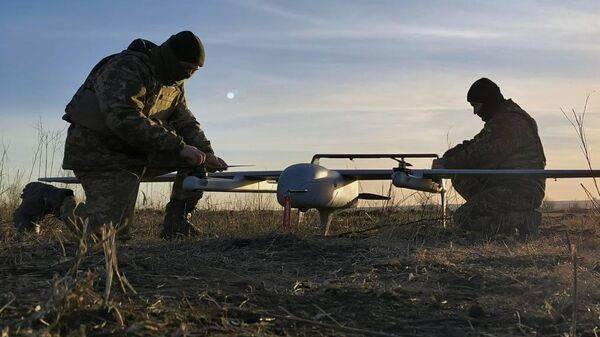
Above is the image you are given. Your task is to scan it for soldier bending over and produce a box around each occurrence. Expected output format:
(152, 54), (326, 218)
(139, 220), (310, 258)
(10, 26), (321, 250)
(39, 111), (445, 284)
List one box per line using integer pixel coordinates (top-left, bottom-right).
(13, 31), (226, 239)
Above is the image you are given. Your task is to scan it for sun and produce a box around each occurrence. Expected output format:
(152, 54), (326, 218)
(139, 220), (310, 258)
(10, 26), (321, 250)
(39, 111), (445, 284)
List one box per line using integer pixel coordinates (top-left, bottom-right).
(226, 92), (235, 99)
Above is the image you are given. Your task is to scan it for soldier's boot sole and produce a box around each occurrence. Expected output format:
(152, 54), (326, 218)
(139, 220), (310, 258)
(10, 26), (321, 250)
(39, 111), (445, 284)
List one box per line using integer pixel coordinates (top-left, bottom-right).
(13, 182), (74, 232)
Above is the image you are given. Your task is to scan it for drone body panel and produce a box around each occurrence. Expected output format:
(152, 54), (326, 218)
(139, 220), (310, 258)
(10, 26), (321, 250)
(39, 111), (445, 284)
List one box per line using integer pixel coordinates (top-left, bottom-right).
(276, 163), (359, 209)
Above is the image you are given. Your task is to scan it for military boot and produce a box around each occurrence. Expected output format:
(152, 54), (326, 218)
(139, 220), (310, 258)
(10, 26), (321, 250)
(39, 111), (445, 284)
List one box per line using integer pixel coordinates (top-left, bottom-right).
(13, 182), (74, 232)
(160, 198), (200, 239)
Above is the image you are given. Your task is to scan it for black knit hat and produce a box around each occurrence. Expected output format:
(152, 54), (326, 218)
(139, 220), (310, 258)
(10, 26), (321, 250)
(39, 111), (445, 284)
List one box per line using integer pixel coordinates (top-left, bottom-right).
(467, 78), (504, 104)
(166, 31), (205, 66)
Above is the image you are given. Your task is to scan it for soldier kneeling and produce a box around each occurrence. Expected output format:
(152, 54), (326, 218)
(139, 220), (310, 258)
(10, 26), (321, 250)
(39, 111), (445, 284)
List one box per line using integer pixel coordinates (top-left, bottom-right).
(433, 78), (546, 235)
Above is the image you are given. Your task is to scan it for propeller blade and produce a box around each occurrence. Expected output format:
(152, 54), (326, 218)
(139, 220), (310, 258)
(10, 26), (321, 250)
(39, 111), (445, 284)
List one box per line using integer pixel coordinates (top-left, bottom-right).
(223, 164), (255, 168)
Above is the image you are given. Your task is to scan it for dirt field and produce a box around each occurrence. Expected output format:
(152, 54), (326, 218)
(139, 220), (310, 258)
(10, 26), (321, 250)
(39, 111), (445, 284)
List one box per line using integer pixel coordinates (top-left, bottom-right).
(1, 208), (599, 337)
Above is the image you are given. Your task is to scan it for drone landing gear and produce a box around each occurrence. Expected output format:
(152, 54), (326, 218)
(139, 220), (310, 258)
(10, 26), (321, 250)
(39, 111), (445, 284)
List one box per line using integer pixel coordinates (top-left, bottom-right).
(439, 179), (447, 228)
(440, 189), (447, 228)
(317, 208), (334, 236)
(297, 210), (304, 227)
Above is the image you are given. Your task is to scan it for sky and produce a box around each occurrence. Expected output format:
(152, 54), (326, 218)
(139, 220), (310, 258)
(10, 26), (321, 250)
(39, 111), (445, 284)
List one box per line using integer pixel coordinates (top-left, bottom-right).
(1, 0), (600, 202)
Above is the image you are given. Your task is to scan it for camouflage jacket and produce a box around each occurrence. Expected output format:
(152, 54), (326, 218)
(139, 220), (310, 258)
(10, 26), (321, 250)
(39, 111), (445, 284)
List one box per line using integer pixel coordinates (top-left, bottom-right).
(62, 39), (213, 170)
(443, 99), (546, 193)
(443, 99), (545, 169)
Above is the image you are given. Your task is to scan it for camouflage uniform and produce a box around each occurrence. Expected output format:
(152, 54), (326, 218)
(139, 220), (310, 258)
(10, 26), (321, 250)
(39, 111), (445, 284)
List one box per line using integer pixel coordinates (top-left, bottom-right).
(442, 99), (546, 234)
(60, 38), (212, 232)
(59, 169), (200, 232)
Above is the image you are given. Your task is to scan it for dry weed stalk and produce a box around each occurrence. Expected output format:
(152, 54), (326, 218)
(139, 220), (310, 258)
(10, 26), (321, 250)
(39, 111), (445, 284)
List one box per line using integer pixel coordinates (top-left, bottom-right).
(561, 94), (600, 336)
(561, 93), (600, 206)
(200, 291), (405, 337)
(28, 221), (136, 330)
(570, 243), (578, 337)
(66, 221), (91, 275)
(565, 233), (579, 337)
(30, 270), (100, 331)
(100, 223), (136, 308)
(0, 144), (7, 198)
(29, 120), (66, 181)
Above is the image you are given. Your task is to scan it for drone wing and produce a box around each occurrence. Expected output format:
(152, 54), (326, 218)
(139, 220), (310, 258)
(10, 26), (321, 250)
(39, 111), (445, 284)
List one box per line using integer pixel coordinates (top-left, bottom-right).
(39, 174), (181, 184)
(182, 170), (282, 193)
(39, 170), (283, 184)
(411, 169), (600, 179)
(209, 171), (282, 181)
(39, 170), (283, 193)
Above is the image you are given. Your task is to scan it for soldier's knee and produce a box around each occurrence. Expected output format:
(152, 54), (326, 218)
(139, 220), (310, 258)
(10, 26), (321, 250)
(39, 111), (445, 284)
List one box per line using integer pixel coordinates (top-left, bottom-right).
(451, 178), (484, 200)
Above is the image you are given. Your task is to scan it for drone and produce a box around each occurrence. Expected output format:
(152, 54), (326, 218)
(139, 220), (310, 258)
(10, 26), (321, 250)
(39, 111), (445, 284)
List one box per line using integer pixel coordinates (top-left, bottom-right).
(41, 153), (600, 235)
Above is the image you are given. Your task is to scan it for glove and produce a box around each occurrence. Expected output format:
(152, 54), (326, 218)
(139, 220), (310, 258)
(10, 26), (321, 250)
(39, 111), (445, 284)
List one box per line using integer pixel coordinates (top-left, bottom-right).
(204, 153), (228, 172)
(179, 145), (206, 166)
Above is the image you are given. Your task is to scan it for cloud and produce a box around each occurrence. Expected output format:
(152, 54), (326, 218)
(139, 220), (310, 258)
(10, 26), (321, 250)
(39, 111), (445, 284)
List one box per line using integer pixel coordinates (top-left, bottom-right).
(224, 0), (323, 24)
(206, 1), (600, 55)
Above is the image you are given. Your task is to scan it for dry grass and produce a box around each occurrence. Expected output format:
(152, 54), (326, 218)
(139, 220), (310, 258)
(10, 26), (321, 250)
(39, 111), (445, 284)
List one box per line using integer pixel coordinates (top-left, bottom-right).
(1, 206), (599, 337)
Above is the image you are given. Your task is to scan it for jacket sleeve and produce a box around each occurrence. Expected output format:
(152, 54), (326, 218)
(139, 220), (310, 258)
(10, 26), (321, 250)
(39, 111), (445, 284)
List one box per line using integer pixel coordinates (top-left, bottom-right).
(168, 88), (214, 154)
(442, 114), (527, 168)
(94, 57), (186, 154)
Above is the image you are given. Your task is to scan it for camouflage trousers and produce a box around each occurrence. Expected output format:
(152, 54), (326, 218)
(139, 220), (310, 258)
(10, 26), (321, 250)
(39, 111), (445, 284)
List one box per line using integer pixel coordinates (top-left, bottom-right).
(452, 177), (544, 235)
(59, 165), (203, 233)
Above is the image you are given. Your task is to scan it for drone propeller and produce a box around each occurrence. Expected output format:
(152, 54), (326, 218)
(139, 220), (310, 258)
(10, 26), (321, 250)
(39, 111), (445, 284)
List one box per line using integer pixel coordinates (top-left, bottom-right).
(390, 157), (412, 168)
(223, 164), (255, 168)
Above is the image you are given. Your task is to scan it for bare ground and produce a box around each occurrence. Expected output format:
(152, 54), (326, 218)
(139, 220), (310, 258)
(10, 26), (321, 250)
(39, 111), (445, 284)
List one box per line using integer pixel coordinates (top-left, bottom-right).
(0, 208), (599, 336)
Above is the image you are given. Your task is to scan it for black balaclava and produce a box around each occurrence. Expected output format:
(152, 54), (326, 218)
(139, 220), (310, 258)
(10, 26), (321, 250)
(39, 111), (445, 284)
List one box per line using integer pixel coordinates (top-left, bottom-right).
(151, 31), (205, 85)
(467, 78), (505, 121)
(169, 31), (204, 65)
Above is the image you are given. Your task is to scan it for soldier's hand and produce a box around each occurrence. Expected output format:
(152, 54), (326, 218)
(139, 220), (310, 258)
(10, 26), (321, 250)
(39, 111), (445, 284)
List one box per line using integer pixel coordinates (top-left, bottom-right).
(204, 154), (228, 172)
(179, 145), (207, 166)
(432, 158), (445, 169)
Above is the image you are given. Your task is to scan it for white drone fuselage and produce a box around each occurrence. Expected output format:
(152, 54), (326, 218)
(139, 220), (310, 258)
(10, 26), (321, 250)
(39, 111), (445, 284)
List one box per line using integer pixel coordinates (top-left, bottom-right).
(182, 162), (444, 234)
(183, 163), (367, 234)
